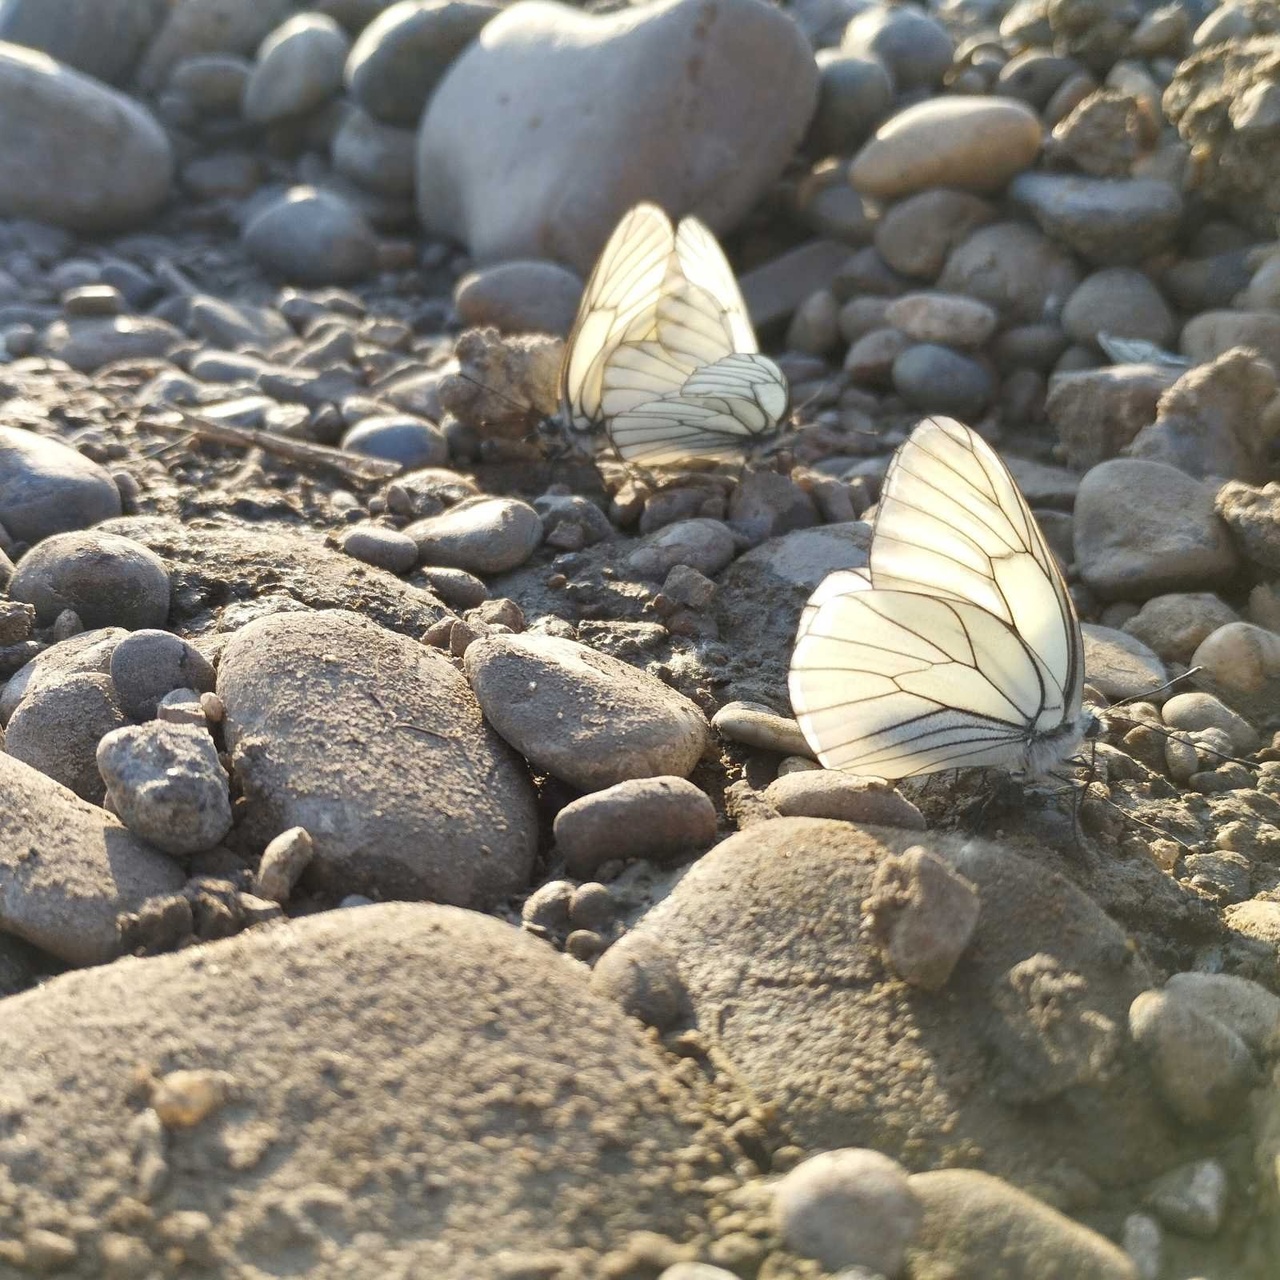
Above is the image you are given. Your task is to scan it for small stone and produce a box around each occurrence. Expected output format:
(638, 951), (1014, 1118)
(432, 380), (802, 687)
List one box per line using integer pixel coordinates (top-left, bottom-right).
(764, 772), (926, 829)
(522, 879), (575, 934)
(409, 496), (542, 574)
(157, 689), (207, 728)
(338, 523), (419, 574)
(1163, 971), (1280, 1052)
(96, 722), (233, 857)
(590, 931), (690, 1031)
(554, 776), (717, 876)
(566, 928), (605, 961)
(1122, 1213), (1162, 1280)
(712, 701), (811, 756)
(454, 260), (583, 337)
(1161, 692), (1260, 755)
(21, 1230), (78, 1272)
(110, 629), (216, 721)
(62, 283), (124, 317)
(254, 826), (314, 904)
(874, 188), (995, 281)
(884, 292), (998, 347)
(1081, 625), (1166, 703)
(774, 1148), (922, 1274)
(1192, 623), (1280, 723)
(892, 343), (993, 418)
(242, 14), (349, 124)
(150, 1068), (232, 1129)
(1181, 310), (1280, 371)
(939, 220), (1081, 324)
(806, 51), (893, 155)
(568, 882), (615, 932)
(1122, 595), (1239, 666)
(862, 846), (980, 990)
(1129, 989), (1259, 1127)
(1144, 1160), (1228, 1239)
(1062, 268), (1174, 348)
(342, 414), (448, 469)
(417, 565), (488, 610)
(42, 314), (183, 372)
(244, 187), (378, 286)
(844, 327), (910, 384)
(627, 518), (736, 580)
(186, 295), (292, 350)
(332, 108), (417, 197)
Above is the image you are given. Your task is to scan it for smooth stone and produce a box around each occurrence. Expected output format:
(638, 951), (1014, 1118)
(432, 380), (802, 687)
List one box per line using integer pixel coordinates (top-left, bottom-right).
(0, 626), (125, 725)
(137, 0), (299, 91)
(1191, 622), (1280, 722)
(763, 772), (927, 829)
(1062, 268), (1175, 348)
(346, 0), (501, 127)
(454, 260), (583, 336)
(740, 238), (853, 329)
(242, 13), (349, 124)
(1073, 459), (1238, 600)
(341, 413), (448, 467)
(1080, 624), (1166, 702)
(109, 628), (216, 721)
(186, 294), (292, 350)
(1161, 691), (1260, 754)
(626, 517), (736, 580)
(1181, 309), (1280, 371)
(1123, 595), (1240, 667)
(884, 291), (997, 347)
(1163, 971), (1280, 1052)
(218, 609), (537, 904)
(997, 49), (1081, 109)
(774, 1148), (922, 1274)
(9, 530), (170, 629)
(464, 632), (710, 790)
(0, 425), (121, 544)
(0, 0), (168, 86)
(243, 186), (378, 285)
(892, 343), (993, 418)
(850, 97), (1042, 200)
(553, 776), (717, 875)
(806, 51), (893, 154)
(0, 41), (173, 231)
(408, 496), (542, 573)
(1009, 173), (1183, 265)
(712, 700), (810, 756)
(0, 751), (184, 965)
(840, 4), (953, 91)
(1144, 1160), (1228, 1239)
(96, 721), (233, 856)
(166, 52), (253, 113)
(938, 221), (1080, 324)
(253, 825), (314, 903)
(337, 523), (419, 573)
(417, 0), (818, 273)
(844, 326), (909, 384)
(331, 107), (417, 196)
(41, 314), (184, 372)
(873, 188), (995, 281)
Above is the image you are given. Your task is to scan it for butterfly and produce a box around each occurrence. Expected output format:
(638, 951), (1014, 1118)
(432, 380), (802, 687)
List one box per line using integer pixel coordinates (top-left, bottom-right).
(788, 417), (1095, 781)
(552, 202), (790, 471)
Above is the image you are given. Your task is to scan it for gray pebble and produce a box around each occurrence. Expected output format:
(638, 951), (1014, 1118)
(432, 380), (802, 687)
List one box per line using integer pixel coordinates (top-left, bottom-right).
(554, 776), (717, 876)
(157, 689), (208, 728)
(0, 426), (121, 545)
(842, 5), (953, 91)
(341, 414), (448, 468)
(41, 315), (184, 373)
(764, 772), (926, 830)
(521, 879), (575, 933)
(1162, 971), (1280, 1051)
(892, 343), (994, 418)
(338, 523), (419, 574)
(417, 564), (488, 610)
(1161, 691), (1260, 755)
(409, 496), (542, 574)
(566, 928), (605, 961)
(242, 13), (349, 124)
(464, 633), (709, 790)
(5, 671), (127, 802)
(332, 108), (417, 197)
(10, 530), (170, 629)
(454, 260), (583, 337)
(534, 492), (614, 549)
(110, 629), (216, 721)
(0, 626), (125, 725)
(807, 51), (893, 155)
(1143, 1159), (1228, 1239)
(186, 294), (292, 350)
(243, 186), (378, 286)
(627, 518), (736, 580)
(1122, 1212), (1162, 1280)
(62, 284), (124, 317)
(774, 1148), (923, 1273)
(254, 826), (315, 904)
(712, 700), (811, 756)
(96, 721), (232, 856)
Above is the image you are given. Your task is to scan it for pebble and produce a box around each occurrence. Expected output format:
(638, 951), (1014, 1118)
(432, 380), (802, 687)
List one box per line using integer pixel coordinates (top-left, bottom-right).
(157, 688), (209, 727)
(1161, 692), (1260, 755)
(1122, 594), (1238, 666)
(844, 327), (909, 384)
(1073, 459), (1238, 600)
(862, 846), (980, 990)
(341, 414), (448, 468)
(938, 220), (1081, 323)
(9, 530), (171, 630)
(522, 879), (575, 934)
(807, 52), (894, 155)
(884, 292), (998, 347)
(96, 721), (233, 856)
(893, 343), (994, 417)
(331, 108), (418, 197)
(627, 518), (737, 580)
(417, 0), (817, 271)
(568, 882), (615, 932)
(1191, 622), (1280, 722)
(242, 13), (350, 124)
(1046, 363), (1180, 470)
(1081, 625), (1167, 703)
(186, 294), (291, 350)
(534, 493), (614, 549)
(1163, 971), (1280, 1051)
(464, 632), (709, 791)
(417, 564), (489, 610)
(874, 188), (995, 281)
(1128, 989), (1259, 1127)
(243, 186), (378, 285)
(42, 314), (184, 372)
(1122, 1212), (1162, 1280)
(773, 1148), (923, 1273)
(167, 52), (253, 114)
(338, 523), (419, 574)
(409, 496), (542, 574)
(1144, 1160), (1229, 1239)
(0, 43), (172, 232)
(217, 609), (537, 905)
(712, 700), (812, 757)
(841, 4), (953, 91)
(109, 628), (217, 721)
(0, 0), (164, 87)
(346, 0), (501, 126)
(740, 239), (852, 329)
(0, 751), (183, 966)
(0, 425), (121, 544)
(658, 1266), (740, 1280)
(454, 260), (583, 337)
(1061, 267), (1175, 348)
(553, 776), (717, 876)
(253, 825), (315, 904)
(850, 97), (1042, 200)
(1180, 309), (1280, 371)
(1009, 173), (1183, 264)
(4, 671), (127, 802)
(1, 626), (125, 724)
(764, 772), (927, 830)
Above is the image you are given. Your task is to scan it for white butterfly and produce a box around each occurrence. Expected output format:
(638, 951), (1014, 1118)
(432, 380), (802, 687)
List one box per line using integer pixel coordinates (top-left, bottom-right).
(788, 418), (1093, 780)
(555, 202), (789, 470)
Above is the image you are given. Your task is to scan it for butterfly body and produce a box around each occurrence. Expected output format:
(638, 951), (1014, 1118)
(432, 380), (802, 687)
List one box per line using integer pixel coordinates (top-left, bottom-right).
(555, 203), (787, 472)
(789, 418), (1091, 782)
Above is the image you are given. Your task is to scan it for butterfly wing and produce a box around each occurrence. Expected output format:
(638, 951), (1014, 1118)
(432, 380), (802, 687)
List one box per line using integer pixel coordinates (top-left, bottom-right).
(673, 215), (759, 356)
(789, 588), (1050, 777)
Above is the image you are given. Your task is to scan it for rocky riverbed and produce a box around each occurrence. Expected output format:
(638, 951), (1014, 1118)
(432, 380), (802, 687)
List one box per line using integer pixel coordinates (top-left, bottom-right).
(0, 0), (1279, 1277)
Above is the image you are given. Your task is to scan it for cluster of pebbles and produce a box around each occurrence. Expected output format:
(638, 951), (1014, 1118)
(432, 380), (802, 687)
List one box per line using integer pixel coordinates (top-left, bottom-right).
(1, 0), (1280, 1277)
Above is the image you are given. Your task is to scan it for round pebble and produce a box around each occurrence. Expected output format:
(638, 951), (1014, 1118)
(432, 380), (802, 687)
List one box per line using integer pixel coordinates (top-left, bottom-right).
(553, 776), (718, 876)
(884, 291), (998, 347)
(9, 530), (170, 630)
(0, 426), (120, 547)
(110, 629), (216, 721)
(1061, 267), (1175, 348)
(764, 772), (926, 829)
(408, 496), (543, 574)
(338, 524), (419, 574)
(1161, 692), (1260, 755)
(841, 5), (953, 92)
(807, 51), (893, 155)
(892, 343), (994, 418)
(243, 186), (378, 286)
(242, 14), (350, 125)
(464, 633), (710, 791)
(626, 518), (737, 580)
(341, 414), (448, 468)
(521, 879), (575, 933)
(712, 700), (811, 756)
(454, 260), (583, 337)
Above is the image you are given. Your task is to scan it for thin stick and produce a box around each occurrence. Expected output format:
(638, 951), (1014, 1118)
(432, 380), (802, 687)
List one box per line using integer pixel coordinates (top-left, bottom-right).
(137, 407), (403, 483)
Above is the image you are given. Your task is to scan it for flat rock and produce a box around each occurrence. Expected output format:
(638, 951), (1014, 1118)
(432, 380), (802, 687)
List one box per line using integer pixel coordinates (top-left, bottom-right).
(0, 751), (184, 966)
(417, 0), (817, 273)
(464, 632), (709, 790)
(0, 425), (121, 545)
(0, 40), (172, 231)
(218, 608), (538, 904)
(0, 903), (725, 1275)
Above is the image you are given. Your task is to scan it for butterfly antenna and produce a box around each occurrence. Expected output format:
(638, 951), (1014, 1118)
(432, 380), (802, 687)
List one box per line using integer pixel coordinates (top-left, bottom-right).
(1110, 666), (1204, 707)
